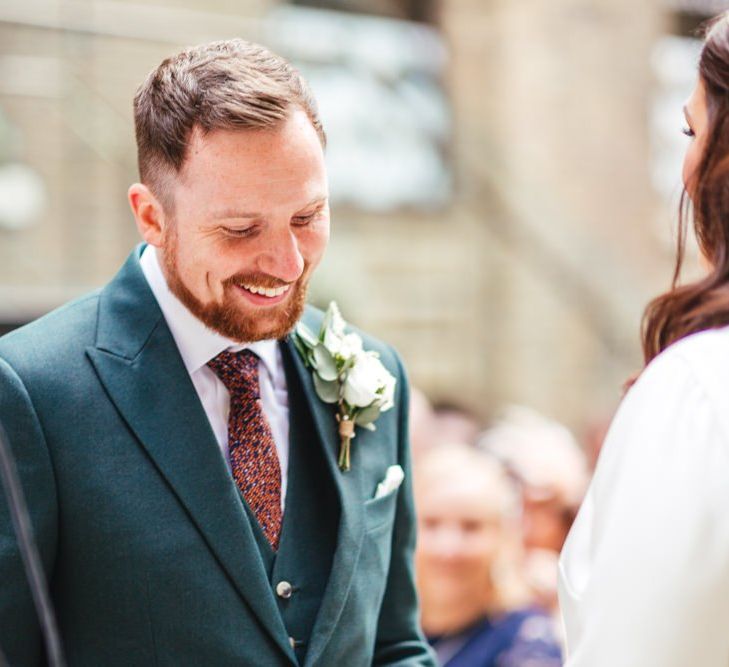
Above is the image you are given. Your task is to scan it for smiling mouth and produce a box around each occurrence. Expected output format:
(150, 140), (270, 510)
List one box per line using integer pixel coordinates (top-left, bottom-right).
(238, 282), (292, 298)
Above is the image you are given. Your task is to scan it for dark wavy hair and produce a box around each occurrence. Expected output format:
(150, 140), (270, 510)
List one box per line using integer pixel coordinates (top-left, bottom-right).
(642, 12), (729, 365)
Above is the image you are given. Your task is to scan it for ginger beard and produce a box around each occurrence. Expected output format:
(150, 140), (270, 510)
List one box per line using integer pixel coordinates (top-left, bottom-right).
(160, 223), (309, 343)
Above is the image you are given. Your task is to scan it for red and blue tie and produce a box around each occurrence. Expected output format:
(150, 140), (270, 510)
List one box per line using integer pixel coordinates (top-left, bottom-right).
(207, 349), (283, 550)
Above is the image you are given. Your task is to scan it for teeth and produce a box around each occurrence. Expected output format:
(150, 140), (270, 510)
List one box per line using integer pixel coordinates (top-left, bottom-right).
(241, 283), (291, 298)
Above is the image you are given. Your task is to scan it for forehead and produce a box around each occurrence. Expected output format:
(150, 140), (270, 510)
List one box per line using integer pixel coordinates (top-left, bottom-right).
(417, 474), (505, 521)
(176, 109), (327, 209)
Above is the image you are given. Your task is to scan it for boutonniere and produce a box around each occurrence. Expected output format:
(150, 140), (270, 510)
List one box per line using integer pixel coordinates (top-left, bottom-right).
(293, 302), (396, 472)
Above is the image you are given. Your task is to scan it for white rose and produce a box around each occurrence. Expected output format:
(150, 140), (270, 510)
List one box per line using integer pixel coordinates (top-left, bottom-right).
(329, 302), (347, 336)
(343, 352), (392, 408)
(323, 328), (363, 361)
(339, 333), (363, 359)
(376, 372), (396, 412)
(323, 326), (344, 355)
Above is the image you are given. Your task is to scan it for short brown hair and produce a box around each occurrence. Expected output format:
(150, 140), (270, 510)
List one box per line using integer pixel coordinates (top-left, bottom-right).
(133, 39), (325, 207)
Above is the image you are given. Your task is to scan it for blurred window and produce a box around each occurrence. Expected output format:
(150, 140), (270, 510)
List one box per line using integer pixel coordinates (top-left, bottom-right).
(288, 0), (436, 24)
(269, 4), (452, 213)
(668, 0), (729, 34)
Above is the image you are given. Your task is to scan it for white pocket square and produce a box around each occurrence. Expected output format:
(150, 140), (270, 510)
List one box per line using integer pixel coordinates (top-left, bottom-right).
(374, 465), (405, 499)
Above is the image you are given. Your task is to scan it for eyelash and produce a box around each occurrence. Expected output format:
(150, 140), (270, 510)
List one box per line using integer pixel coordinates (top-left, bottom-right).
(220, 210), (322, 236)
(682, 127), (695, 138)
(292, 211), (320, 226)
(221, 226), (256, 238)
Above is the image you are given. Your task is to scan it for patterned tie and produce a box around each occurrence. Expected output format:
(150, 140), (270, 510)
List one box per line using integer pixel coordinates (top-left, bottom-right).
(207, 349), (283, 550)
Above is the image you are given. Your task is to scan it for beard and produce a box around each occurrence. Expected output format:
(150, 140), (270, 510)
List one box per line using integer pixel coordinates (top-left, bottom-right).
(160, 227), (308, 343)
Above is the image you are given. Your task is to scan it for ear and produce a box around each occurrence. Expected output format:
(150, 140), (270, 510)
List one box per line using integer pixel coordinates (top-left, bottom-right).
(128, 183), (168, 247)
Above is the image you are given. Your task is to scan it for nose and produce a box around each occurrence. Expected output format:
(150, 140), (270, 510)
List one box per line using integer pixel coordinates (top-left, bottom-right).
(257, 227), (305, 283)
(422, 525), (464, 560)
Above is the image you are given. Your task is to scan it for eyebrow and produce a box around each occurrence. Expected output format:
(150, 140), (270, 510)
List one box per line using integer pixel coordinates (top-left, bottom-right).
(212, 196), (328, 220)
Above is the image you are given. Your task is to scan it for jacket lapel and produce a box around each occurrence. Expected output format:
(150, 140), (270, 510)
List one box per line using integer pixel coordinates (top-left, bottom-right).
(282, 317), (367, 666)
(86, 249), (296, 664)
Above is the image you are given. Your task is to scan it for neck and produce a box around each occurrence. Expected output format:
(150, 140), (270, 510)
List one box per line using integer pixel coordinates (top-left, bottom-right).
(420, 578), (495, 636)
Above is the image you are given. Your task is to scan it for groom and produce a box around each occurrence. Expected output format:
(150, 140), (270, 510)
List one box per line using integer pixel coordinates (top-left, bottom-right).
(0, 39), (433, 666)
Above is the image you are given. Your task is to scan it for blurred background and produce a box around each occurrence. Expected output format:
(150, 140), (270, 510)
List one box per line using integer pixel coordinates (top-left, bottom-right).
(0, 0), (719, 433)
(0, 0), (725, 662)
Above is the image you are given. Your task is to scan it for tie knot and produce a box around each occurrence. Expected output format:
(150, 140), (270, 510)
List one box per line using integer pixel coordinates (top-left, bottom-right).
(207, 349), (260, 398)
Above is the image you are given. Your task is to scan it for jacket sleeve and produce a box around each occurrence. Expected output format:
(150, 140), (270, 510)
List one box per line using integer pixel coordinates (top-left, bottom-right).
(0, 356), (59, 666)
(372, 351), (436, 666)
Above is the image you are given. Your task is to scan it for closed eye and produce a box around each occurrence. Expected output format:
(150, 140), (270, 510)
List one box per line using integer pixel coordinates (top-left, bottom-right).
(292, 211), (322, 227)
(220, 225), (257, 238)
(682, 126), (695, 138)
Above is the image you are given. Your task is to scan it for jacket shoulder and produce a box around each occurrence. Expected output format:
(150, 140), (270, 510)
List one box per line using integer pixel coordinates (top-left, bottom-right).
(0, 291), (100, 372)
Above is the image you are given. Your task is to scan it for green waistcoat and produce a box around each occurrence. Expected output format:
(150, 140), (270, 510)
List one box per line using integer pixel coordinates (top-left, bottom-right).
(242, 342), (339, 664)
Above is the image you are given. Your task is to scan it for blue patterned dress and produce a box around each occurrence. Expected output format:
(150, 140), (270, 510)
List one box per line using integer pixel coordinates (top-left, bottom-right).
(429, 607), (563, 667)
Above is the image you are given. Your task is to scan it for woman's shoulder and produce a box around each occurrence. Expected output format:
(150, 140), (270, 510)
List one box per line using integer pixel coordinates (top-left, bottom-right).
(629, 325), (729, 438)
(593, 324), (729, 486)
(656, 324), (729, 371)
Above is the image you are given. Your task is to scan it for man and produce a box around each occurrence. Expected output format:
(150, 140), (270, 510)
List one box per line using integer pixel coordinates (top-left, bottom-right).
(0, 39), (434, 666)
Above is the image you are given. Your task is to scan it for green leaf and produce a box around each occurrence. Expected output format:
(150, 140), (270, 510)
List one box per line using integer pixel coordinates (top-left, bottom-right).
(292, 334), (312, 367)
(320, 303), (334, 339)
(313, 374), (339, 404)
(354, 402), (381, 426)
(313, 344), (338, 381)
(341, 355), (357, 372)
(296, 324), (319, 349)
(319, 301), (337, 341)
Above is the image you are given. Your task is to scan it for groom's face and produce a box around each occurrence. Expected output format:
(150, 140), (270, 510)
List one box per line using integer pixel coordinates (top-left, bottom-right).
(158, 108), (330, 342)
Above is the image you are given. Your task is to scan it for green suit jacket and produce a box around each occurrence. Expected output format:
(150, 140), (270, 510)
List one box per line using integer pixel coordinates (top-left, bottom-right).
(0, 248), (435, 666)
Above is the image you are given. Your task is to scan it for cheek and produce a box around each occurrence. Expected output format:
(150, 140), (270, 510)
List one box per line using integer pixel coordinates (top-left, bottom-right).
(300, 219), (330, 264)
(174, 233), (230, 293)
(683, 140), (703, 193)
(682, 148), (694, 189)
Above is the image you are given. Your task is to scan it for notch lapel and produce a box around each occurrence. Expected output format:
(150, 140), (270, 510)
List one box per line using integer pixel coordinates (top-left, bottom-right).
(281, 326), (367, 667)
(86, 250), (296, 664)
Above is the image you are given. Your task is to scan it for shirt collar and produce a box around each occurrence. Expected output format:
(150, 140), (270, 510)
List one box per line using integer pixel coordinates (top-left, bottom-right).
(139, 245), (280, 378)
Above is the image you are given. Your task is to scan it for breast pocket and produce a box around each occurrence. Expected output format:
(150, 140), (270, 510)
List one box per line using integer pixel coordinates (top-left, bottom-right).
(363, 490), (398, 533)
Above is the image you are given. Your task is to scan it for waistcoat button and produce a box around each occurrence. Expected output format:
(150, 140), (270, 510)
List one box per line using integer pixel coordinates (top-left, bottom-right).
(276, 580), (294, 599)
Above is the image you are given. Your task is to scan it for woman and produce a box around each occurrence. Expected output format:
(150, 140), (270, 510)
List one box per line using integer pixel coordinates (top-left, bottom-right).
(415, 444), (563, 667)
(559, 12), (729, 666)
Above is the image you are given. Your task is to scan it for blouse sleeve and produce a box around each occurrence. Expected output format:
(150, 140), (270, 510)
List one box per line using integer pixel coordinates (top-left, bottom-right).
(559, 346), (729, 667)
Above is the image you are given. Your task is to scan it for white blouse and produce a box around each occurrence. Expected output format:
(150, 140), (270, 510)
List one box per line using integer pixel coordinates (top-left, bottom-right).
(559, 326), (729, 667)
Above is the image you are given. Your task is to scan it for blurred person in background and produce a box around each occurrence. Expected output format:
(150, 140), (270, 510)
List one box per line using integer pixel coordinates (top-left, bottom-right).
(410, 386), (439, 458)
(580, 416), (611, 472)
(560, 12), (729, 666)
(431, 401), (483, 448)
(479, 407), (588, 618)
(415, 443), (563, 667)
(409, 391), (483, 461)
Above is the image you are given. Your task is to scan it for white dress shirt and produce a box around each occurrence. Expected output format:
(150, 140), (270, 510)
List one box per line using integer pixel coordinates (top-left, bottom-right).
(139, 245), (290, 507)
(559, 325), (729, 667)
